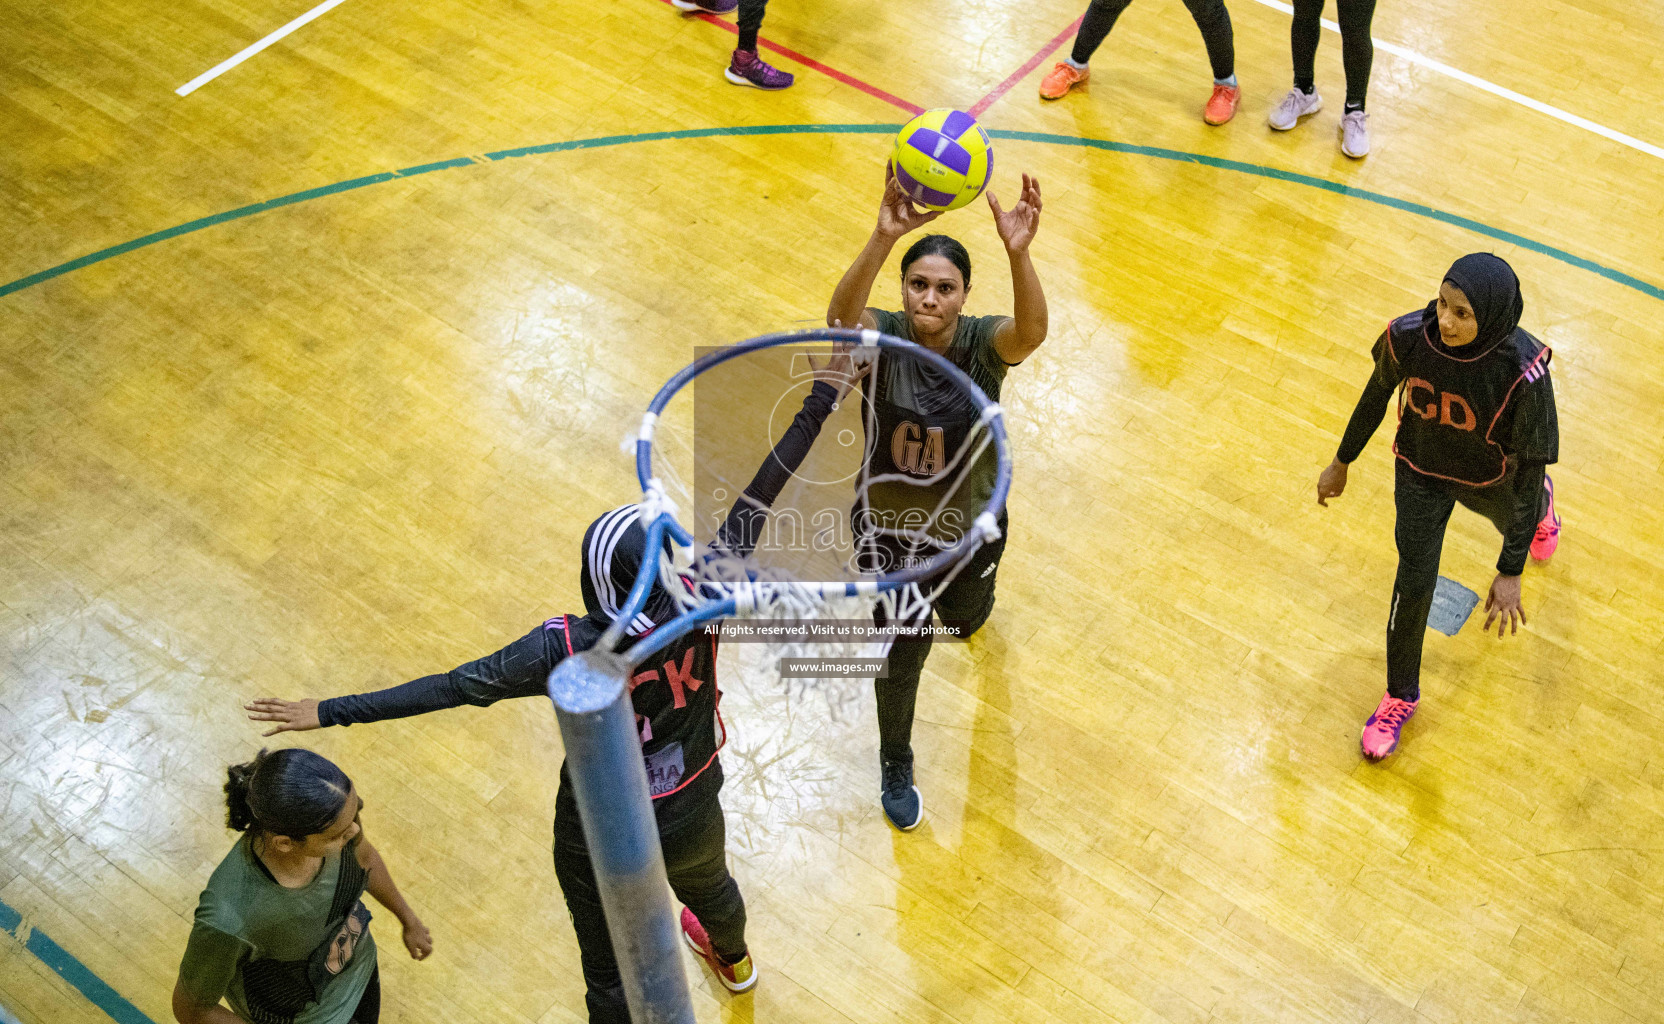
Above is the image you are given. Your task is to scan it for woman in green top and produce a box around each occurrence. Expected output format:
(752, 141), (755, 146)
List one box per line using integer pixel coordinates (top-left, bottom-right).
(826, 168), (1048, 832)
(173, 748), (432, 1024)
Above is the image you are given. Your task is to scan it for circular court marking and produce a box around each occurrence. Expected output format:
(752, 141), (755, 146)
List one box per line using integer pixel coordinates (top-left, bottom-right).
(2, 124), (1659, 303)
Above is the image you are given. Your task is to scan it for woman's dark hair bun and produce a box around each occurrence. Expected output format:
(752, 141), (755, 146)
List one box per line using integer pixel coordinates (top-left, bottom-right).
(223, 748), (352, 841)
(224, 750), (267, 833)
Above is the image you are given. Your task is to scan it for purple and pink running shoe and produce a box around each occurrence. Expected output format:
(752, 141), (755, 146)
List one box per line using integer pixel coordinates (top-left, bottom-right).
(670, 0), (739, 13)
(726, 49), (794, 90)
(1360, 692), (1418, 761)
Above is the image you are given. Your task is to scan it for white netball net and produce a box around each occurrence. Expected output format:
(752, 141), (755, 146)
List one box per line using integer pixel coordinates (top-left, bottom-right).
(634, 335), (1006, 682)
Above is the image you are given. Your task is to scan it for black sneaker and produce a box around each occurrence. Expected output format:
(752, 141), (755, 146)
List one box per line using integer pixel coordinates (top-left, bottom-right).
(880, 758), (923, 831)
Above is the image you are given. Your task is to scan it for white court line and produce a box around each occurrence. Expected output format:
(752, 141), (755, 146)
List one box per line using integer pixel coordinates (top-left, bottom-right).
(1248, 0), (1664, 162)
(176, 0), (351, 96)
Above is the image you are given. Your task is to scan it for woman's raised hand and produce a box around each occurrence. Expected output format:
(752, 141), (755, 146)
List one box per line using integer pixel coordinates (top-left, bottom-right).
(988, 173), (1042, 254)
(876, 167), (942, 240)
(810, 327), (865, 397)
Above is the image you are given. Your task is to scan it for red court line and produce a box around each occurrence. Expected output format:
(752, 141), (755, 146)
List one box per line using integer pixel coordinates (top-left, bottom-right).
(656, 0), (924, 116)
(968, 16), (1084, 118)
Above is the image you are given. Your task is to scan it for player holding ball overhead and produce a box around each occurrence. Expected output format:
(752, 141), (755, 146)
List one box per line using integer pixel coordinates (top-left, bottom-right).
(826, 152), (1048, 832)
(1316, 253), (1562, 761)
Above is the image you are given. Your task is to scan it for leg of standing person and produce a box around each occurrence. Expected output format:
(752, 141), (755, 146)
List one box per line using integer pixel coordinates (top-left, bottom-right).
(1039, 0), (1134, 100)
(1180, 0), (1239, 124)
(872, 528), (1007, 830)
(1270, 0), (1326, 129)
(874, 583), (931, 831)
(553, 827), (633, 1024)
(1363, 462), (1456, 760)
(725, 0), (795, 90)
(665, 803), (754, 992)
(1335, 0), (1378, 157)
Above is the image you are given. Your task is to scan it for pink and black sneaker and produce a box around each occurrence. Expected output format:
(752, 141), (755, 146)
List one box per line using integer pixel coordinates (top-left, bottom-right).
(680, 907), (756, 993)
(1360, 692), (1419, 761)
(670, 0), (738, 12)
(1530, 475), (1561, 562)
(726, 50), (794, 90)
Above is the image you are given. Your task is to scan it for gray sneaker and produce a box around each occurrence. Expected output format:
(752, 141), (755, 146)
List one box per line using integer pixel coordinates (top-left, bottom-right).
(1268, 87), (1322, 131)
(1340, 109), (1370, 158)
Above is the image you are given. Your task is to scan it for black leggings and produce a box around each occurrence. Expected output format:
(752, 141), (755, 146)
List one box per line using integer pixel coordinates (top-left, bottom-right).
(871, 528), (1008, 764)
(553, 798), (746, 1024)
(1071, 0), (1235, 82)
(1386, 462), (1547, 703)
(737, 0), (766, 52)
(1291, 0), (1376, 108)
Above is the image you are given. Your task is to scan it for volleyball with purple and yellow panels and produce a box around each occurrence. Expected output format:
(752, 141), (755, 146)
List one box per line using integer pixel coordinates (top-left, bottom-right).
(889, 108), (993, 212)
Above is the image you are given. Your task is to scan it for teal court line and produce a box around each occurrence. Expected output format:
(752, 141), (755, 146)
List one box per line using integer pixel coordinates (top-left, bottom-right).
(2, 124), (1661, 303)
(0, 895), (157, 1024)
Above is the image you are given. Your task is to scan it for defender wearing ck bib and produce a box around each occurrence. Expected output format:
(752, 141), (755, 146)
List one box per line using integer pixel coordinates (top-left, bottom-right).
(244, 375), (851, 1022)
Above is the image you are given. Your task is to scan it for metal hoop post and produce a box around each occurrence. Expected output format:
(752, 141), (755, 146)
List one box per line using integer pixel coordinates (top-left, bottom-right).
(546, 650), (696, 1024)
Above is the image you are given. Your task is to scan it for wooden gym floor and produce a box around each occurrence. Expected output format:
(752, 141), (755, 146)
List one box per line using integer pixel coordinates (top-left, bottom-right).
(3, 0), (1663, 1021)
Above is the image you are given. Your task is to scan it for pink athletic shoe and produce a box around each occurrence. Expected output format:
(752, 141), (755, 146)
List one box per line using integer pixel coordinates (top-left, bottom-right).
(670, 0), (738, 12)
(1360, 693), (1418, 760)
(1530, 475), (1560, 562)
(680, 908), (756, 992)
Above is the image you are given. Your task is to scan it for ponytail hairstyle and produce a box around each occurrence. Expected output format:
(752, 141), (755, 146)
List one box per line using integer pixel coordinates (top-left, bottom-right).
(900, 234), (972, 289)
(225, 748), (353, 841)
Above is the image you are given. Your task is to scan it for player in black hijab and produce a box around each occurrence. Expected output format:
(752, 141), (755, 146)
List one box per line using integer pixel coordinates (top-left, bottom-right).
(1316, 253), (1561, 760)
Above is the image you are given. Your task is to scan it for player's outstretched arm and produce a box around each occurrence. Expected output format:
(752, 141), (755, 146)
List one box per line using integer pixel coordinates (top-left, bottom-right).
(990, 173), (1048, 364)
(715, 371), (847, 558)
(244, 697), (322, 735)
(245, 623), (570, 733)
(829, 170), (940, 331)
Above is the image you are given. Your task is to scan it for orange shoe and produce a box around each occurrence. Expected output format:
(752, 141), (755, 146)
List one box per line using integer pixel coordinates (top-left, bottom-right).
(1204, 83), (1239, 125)
(1039, 62), (1089, 101)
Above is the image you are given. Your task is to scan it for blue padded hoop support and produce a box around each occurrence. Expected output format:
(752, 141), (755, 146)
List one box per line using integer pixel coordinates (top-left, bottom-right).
(614, 327), (1012, 665)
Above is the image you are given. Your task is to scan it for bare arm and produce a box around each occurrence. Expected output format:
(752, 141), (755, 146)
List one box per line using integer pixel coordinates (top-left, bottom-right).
(358, 838), (432, 960)
(989, 174), (1047, 363)
(826, 233), (890, 332)
(171, 981), (243, 1024)
(829, 172), (941, 330)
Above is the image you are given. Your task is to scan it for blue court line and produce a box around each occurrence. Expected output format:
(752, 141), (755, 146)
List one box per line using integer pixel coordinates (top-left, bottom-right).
(1, 124), (1660, 303)
(0, 895), (158, 1024)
